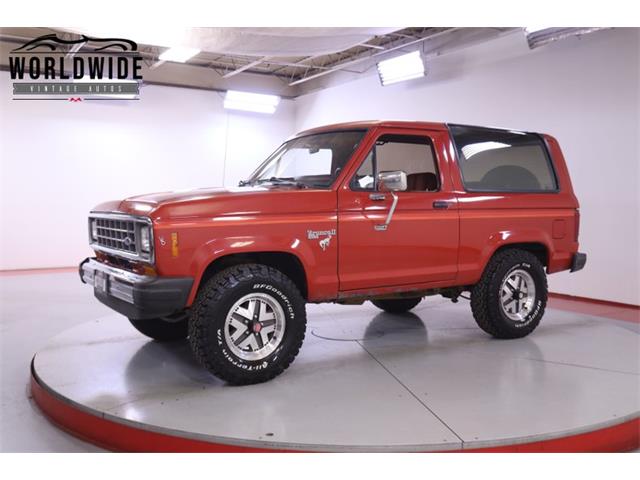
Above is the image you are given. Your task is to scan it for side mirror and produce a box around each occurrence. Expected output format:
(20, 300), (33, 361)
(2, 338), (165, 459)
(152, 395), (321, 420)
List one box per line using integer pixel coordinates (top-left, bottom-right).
(378, 170), (407, 192)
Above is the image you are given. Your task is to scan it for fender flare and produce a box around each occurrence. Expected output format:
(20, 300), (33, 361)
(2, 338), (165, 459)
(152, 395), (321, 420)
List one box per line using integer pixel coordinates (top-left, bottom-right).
(478, 229), (553, 277)
(186, 235), (315, 305)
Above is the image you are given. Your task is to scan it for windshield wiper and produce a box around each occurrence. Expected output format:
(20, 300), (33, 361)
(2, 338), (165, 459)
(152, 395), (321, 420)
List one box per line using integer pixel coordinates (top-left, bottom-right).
(254, 177), (309, 189)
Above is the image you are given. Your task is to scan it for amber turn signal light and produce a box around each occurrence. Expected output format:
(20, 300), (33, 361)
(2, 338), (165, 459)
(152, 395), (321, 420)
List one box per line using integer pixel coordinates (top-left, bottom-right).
(171, 232), (179, 257)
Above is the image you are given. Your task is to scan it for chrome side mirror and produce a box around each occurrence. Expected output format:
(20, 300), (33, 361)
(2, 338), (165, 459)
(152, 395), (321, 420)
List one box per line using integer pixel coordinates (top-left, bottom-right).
(378, 170), (407, 192)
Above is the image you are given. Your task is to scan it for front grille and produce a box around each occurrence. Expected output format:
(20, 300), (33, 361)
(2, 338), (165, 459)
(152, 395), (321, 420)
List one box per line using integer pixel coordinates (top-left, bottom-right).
(94, 218), (138, 254)
(88, 213), (153, 262)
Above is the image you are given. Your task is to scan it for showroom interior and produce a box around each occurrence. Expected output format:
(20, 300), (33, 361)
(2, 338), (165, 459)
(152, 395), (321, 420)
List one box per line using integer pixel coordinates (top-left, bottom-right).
(0, 26), (638, 453)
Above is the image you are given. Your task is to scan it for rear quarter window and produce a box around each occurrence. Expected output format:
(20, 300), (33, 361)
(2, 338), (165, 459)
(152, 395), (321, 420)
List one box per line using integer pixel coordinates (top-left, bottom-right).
(449, 125), (558, 192)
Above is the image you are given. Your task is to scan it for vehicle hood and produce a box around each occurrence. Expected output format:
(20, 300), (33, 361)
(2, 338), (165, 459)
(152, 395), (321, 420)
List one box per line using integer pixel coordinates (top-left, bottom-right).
(92, 186), (334, 219)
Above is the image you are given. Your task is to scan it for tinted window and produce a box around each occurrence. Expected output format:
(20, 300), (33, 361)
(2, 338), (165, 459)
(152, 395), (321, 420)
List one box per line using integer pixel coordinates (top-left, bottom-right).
(450, 125), (557, 192)
(352, 134), (439, 192)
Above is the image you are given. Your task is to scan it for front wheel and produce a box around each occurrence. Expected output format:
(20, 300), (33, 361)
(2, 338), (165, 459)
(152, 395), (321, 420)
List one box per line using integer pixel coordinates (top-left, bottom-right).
(189, 264), (306, 385)
(471, 249), (547, 339)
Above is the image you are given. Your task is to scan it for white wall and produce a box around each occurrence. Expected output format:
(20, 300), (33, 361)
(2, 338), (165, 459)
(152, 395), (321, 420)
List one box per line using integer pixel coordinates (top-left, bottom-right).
(0, 78), (296, 270)
(295, 28), (640, 305)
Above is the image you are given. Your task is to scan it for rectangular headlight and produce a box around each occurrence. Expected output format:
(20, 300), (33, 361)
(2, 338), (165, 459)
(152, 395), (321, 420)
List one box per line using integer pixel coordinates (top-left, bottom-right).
(90, 219), (98, 241)
(140, 225), (151, 253)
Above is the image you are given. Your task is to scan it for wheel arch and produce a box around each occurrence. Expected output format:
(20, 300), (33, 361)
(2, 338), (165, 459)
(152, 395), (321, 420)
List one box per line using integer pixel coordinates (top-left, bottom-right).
(479, 228), (553, 275)
(491, 242), (550, 269)
(190, 251), (309, 303)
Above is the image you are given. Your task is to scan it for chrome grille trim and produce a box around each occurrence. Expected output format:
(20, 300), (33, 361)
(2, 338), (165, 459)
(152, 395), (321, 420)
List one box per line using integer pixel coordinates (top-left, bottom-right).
(95, 218), (137, 253)
(88, 212), (154, 263)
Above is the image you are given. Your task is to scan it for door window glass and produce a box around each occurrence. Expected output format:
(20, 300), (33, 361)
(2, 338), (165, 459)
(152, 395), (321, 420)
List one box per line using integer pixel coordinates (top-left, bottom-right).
(351, 134), (439, 192)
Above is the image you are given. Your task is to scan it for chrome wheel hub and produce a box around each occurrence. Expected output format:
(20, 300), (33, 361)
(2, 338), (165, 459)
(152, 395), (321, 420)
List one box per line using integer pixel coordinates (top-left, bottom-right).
(224, 293), (286, 361)
(499, 269), (536, 322)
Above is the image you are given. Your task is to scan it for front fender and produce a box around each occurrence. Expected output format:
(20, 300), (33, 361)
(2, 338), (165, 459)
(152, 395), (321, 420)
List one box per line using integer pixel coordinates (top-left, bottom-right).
(185, 233), (337, 305)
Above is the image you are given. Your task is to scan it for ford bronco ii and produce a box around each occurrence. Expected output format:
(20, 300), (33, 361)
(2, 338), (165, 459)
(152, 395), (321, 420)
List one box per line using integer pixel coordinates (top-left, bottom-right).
(80, 121), (586, 384)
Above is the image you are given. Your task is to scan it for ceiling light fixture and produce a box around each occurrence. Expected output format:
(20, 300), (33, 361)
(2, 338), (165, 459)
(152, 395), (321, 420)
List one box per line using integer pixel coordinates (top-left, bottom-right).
(223, 90), (281, 114)
(376, 50), (425, 86)
(158, 47), (201, 63)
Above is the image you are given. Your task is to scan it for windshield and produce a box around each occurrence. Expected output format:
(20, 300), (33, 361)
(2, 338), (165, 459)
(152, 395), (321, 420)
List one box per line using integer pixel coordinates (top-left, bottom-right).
(245, 130), (366, 189)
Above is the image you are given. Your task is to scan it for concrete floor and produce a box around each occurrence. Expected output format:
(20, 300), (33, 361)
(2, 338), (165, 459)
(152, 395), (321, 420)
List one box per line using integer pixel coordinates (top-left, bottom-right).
(1, 272), (107, 452)
(2, 271), (639, 452)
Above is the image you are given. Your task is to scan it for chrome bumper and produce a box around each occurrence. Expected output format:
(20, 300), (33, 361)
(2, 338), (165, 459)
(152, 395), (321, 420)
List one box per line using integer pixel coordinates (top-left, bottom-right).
(80, 258), (152, 304)
(80, 258), (193, 320)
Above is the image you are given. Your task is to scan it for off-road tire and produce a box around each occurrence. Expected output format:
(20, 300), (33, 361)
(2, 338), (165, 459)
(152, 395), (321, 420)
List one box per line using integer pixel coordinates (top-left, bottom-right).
(371, 297), (422, 313)
(189, 264), (306, 385)
(471, 248), (547, 339)
(128, 315), (188, 342)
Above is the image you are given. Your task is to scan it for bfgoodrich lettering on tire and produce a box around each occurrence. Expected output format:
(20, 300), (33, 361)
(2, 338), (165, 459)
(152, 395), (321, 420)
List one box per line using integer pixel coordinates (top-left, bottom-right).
(189, 264), (307, 385)
(471, 248), (547, 339)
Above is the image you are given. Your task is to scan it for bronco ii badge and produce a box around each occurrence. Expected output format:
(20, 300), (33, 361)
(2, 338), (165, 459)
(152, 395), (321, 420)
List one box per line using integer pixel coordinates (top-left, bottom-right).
(307, 229), (336, 251)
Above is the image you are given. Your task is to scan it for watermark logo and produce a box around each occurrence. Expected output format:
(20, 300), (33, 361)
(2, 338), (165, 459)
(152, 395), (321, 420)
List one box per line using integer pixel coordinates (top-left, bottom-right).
(9, 33), (143, 102)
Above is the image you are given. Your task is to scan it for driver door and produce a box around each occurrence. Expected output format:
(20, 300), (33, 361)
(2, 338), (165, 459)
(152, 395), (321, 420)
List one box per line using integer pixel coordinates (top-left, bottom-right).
(337, 128), (459, 291)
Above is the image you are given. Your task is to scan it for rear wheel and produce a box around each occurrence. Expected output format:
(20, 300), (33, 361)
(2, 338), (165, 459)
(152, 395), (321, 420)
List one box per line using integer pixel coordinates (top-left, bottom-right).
(471, 249), (547, 339)
(371, 297), (422, 313)
(128, 312), (189, 342)
(189, 264), (306, 385)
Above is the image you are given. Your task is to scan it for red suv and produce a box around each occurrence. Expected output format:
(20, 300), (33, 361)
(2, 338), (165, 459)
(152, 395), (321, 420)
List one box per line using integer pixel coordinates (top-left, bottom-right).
(80, 121), (586, 384)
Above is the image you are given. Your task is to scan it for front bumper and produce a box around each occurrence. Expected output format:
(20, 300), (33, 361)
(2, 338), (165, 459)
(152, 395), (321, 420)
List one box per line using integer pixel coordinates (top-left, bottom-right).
(570, 252), (587, 273)
(79, 258), (193, 320)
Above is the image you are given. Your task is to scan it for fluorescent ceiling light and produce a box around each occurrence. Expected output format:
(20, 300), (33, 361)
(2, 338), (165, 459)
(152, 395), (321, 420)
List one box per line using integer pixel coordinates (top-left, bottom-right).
(376, 50), (425, 86)
(158, 47), (201, 63)
(224, 90), (281, 114)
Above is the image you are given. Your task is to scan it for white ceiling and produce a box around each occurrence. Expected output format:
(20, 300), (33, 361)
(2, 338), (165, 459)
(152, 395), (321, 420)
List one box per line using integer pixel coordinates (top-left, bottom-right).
(0, 27), (516, 96)
(68, 27), (400, 56)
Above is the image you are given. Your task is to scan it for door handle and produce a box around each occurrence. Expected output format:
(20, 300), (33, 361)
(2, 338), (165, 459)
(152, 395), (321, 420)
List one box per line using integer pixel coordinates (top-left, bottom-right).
(369, 193), (386, 201)
(433, 200), (450, 209)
